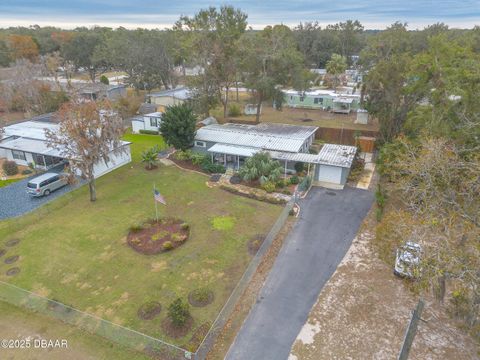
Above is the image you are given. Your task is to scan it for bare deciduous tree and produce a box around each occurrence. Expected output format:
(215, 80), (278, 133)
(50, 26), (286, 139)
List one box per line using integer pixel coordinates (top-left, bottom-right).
(45, 100), (126, 202)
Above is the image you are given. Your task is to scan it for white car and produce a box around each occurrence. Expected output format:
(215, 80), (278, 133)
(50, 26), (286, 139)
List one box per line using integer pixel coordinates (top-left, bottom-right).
(394, 242), (422, 278)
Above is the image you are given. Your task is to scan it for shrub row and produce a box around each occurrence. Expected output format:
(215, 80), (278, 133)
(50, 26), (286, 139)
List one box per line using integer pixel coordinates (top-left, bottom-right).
(220, 184), (287, 205)
(139, 129), (160, 135)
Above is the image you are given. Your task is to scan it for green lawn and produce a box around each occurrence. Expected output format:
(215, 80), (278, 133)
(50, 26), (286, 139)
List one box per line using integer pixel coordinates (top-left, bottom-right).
(0, 178), (20, 188)
(0, 134), (282, 349)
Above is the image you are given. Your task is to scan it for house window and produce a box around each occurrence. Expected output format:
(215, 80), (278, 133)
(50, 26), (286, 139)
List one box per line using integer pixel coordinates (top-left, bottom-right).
(195, 141), (206, 148)
(299, 96), (304, 102)
(290, 96), (293, 100)
(150, 117), (158, 127)
(12, 150), (26, 161)
(314, 97), (323, 104)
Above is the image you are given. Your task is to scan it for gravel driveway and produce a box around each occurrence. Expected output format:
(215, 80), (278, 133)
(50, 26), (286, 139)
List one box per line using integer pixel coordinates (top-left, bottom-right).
(0, 168), (82, 220)
(226, 186), (374, 360)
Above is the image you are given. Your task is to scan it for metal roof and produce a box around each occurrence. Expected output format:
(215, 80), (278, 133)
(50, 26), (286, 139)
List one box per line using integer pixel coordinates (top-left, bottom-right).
(144, 112), (163, 117)
(3, 121), (58, 141)
(0, 137), (62, 157)
(316, 144), (357, 167)
(195, 123), (317, 153)
(149, 87), (193, 100)
(208, 143), (259, 157)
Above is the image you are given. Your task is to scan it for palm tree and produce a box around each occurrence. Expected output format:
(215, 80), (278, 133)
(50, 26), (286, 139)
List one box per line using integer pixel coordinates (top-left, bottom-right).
(141, 146), (160, 170)
(238, 152), (282, 184)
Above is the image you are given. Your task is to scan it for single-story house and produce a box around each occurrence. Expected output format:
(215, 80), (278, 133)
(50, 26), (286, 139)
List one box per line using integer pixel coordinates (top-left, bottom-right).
(147, 87), (193, 110)
(193, 123), (356, 189)
(0, 118), (131, 179)
(131, 112), (163, 134)
(283, 89), (361, 114)
(78, 84), (127, 102)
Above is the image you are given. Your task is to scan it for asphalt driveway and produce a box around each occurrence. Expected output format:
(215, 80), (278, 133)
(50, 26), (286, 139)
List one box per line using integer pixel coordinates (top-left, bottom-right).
(0, 168), (82, 220)
(226, 186), (374, 360)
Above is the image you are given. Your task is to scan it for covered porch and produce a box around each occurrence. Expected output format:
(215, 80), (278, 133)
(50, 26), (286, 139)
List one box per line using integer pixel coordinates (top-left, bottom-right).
(332, 97), (353, 114)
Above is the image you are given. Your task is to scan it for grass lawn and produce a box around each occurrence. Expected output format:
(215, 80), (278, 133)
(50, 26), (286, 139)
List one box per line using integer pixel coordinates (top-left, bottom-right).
(210, 91), (379, 132)
(0, 178), (20, 188)
(0, 301), (150, 360)
(0, 134), (282, 349)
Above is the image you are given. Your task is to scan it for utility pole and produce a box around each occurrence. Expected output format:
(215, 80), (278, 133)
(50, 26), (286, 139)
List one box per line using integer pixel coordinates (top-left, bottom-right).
(398, 299), (425, 360)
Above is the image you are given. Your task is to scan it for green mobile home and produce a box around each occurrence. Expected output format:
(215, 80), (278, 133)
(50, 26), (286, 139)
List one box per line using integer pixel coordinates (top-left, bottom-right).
(283, 89), (361, 114)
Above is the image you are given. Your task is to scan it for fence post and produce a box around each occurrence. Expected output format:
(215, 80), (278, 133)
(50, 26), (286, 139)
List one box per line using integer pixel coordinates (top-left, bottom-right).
(398, 299), (425, 360)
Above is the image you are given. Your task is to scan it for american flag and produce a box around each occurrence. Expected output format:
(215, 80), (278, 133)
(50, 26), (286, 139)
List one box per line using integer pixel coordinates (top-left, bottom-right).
(154, 189), (166, 205)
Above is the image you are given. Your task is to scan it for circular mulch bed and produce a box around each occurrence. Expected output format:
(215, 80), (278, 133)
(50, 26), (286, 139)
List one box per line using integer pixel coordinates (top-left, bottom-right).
(188, 289), (214, 307)
(6, 267), (20, 276)
(5, 239), (20, 247)
(161, 316), (193, 339)
(137, 301), (162, 320)
(127, 218), (190, 255)
(4, 255), (19, 264)
(209, 174), (221, 182)
(0, 249), (6, 257)
(248, 234), (265, 255)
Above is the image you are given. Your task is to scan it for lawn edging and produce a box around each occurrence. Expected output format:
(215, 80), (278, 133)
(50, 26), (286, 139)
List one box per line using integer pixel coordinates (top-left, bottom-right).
(194, 198), (295, 360)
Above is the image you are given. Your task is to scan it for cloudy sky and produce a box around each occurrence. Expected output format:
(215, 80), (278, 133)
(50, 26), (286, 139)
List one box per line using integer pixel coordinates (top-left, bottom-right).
(0, 0), (479, 30)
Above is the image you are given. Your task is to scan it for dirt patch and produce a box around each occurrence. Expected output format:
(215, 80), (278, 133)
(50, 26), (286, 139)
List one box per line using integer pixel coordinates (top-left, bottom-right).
(137, 301), (162, 320)
(247, 234), (265, 256)
(161, 316), (193, 339)
(188, 289), (214, 307)
(170, 157), (208, 175)
(0, 249), (6, 257)
(5, 238), (20, 247)
(6, 267), (20, 276)
(4, 255), (19, 264)
(186, 322), (212, 352)
(127, 218), (189, 255)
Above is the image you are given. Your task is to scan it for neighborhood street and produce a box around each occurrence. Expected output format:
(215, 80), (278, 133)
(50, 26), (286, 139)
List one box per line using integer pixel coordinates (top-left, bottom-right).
(226, 186), (374, 360)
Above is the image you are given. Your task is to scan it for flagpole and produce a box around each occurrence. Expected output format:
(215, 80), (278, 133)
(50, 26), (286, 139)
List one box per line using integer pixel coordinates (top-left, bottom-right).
(153, 183), (158, 223)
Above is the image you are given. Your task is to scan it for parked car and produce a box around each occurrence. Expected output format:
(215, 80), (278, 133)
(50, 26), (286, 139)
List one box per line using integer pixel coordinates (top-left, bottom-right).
(394, 242), (422, 278)
(27, 173), (68, 197)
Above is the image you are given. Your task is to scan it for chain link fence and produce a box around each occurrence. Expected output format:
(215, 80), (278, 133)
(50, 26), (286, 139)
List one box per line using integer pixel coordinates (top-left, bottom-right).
(0, 199), (294, 360)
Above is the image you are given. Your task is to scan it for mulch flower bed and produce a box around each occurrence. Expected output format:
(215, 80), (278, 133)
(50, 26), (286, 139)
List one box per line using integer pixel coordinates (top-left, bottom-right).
(209, 174), (222, 182)
(248, 234), (266, 256)
(6, 267), (20, 276)
(137, 301), (162, 320)
(186, 322), (212, 352)
(188, 289), (214, 307)
(127, 218), (190, 255)
(170, 157), (208, 175)
(5, 239), (20, 247)
(4, 255), (19, 264)
(161, 316), (194, 339)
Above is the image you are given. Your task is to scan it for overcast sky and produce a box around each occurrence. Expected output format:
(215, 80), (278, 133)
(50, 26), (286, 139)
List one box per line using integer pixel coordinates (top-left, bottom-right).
(0, 0), (479, 30)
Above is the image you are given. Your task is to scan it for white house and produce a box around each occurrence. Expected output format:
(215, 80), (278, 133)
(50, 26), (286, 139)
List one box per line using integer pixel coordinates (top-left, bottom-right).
(131, 112), (163, 134)
(0, 119), (131, 179)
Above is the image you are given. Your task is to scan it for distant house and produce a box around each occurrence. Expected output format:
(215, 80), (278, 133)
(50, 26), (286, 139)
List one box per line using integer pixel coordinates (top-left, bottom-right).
(131, 112), (163, 134)
(283, 89), (361, 114)
(0, 118), (131, 178)
(192, 123), (356, 189)
(78, 84), (127, 102)
(146, 87), (193, 110)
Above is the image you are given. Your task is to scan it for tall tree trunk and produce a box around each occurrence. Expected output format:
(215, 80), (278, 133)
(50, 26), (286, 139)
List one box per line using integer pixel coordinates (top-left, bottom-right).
(89, 178), (97, 202)
(223, 87), (229, 119)
(235, 75), (239, 102)
(255, 101), (262, 124)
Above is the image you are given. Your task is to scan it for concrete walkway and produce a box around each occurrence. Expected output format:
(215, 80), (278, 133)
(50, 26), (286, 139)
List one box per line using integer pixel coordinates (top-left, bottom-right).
(356, 153), (375, 190)
(226, 186), (374, 360)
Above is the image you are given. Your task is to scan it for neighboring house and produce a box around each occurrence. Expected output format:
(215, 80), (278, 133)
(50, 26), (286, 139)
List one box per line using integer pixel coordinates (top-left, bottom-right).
(131, 112), (163, 134)
(147, 87), (193, 110)
(78, 84), (127, 101)
(283, 89), (361, 114)
(192, 123), (356, 189)
(137, 103), (158, 115)
(0, 118), (131, 179)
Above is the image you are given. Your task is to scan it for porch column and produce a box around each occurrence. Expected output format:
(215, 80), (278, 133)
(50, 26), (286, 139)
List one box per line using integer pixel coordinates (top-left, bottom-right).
(307, 163), (311, 176)
(211, 153), (213, 162)
(237, 156), (240, 170)
(284, 160), (287, 178)
(224, 153), (226, 166)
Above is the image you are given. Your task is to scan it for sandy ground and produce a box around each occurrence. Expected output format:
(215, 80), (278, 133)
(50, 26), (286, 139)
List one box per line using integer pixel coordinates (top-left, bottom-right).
(289, 217), (479, 360)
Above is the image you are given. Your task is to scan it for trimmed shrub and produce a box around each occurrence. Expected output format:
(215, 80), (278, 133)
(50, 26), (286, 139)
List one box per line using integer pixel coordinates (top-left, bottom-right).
(289, 175), (300, 185)
(190, 152), (206, 166)
(139, 129), (159, 135)
(275, 179), (286, 189)
(175, 150), (192, 161)
(294, 162), (305, 173)
(201, 158), (226, 174)
(191, 288), (211, 303)
(228, 104), (242, 117)
(21, 169), (33, 175)
(163, 241), (173, 251)
(2, 161), (18, 176)
(262, 181), (276, 193)
(129, 223), (143, 233)
(168, 298), (190, 327)
(180, 223), (189, 230)
(99, 75), (109, 85)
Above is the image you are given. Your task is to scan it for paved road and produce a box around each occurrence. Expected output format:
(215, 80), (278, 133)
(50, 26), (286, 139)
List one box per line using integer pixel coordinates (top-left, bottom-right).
(226, 186), (374, 360)
(0, 167), (82, 220)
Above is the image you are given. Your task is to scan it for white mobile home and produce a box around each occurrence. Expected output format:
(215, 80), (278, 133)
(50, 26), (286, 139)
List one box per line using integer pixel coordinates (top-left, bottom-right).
(131, 112), (163, 134)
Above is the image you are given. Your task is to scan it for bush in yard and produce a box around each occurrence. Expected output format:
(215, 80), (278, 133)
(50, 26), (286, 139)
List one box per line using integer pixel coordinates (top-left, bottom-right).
(201, 158), (226, 173)
(190, 152), (206, 166)
(238, 152), (282, 184)
(294, 162), (305, 173)
(168, 298), (190, 327)
(139, 129), (159, 135)
(289, 175), (300, 185)
(275, 179), (286, 189)
(180, 223), (189, 230)
(262, 181), (276, 193)
(129, 223), (143, 232)
(141, 146), (160, 170)
(160, 104), (197, 151)
(2, 160), (18, 176)
(175, 150), (192, 161)
(21, 169), (33, 175)
(99, 75), (109, 85)
(228, 104), (241, 117)
(163, 241), (173, 251)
